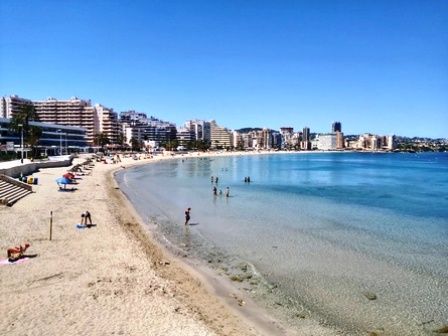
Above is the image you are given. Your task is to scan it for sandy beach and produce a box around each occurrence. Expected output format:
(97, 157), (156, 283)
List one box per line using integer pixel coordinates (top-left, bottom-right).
(0, 153), (304, 336)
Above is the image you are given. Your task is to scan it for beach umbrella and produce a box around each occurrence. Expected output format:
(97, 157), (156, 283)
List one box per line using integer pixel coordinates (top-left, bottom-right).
(55, 177), (71, 189)
(63, 173), (74, 179)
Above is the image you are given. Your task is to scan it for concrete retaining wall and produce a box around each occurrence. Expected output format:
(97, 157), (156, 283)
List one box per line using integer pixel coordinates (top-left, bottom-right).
(0, 157), (74, 178)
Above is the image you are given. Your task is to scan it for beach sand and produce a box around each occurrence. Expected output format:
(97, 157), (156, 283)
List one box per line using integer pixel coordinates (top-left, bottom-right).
(0, 153), (303, 336)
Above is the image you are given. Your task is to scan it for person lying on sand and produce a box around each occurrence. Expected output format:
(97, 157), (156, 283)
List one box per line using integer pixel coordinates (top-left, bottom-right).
(7, 243), (30, 262)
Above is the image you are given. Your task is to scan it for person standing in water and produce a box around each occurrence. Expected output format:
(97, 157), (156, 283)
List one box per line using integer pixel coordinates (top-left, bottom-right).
(225, 187), (230, 197)
(184, 207), (191, 225)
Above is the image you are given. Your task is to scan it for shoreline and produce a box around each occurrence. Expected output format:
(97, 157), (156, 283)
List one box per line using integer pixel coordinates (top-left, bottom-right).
(111, 151), (342, 335)
(0, 152), (314, 336)
(112, 151), (448, 336)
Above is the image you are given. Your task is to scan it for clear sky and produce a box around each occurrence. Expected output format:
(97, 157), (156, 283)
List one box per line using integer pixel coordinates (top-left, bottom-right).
(1, 0), (447, 138)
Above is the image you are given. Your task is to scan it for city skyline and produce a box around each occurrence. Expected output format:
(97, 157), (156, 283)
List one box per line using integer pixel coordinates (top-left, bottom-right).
(1, 1), (447, 138)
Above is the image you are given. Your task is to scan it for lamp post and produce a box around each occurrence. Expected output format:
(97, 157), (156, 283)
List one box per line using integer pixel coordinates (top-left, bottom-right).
(18, 123), (24, 164)
(65, 133), (68, 155)
(57, 129), (62, 156)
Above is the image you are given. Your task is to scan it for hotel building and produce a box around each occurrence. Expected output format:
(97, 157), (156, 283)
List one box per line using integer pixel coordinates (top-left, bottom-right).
(210, 120), (232, 149)
(0, 95), (33, 118)
(32, 97), (120, 146)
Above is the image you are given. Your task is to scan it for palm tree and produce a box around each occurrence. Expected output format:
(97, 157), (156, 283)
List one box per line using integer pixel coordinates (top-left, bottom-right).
(9, 103), (39, 132)
(26, 126), (43, 159)
(8, 103), (41, 160)
(93, 132), (111, 151)
(117, 133), (126, 145)
(129, 137), (140, 151)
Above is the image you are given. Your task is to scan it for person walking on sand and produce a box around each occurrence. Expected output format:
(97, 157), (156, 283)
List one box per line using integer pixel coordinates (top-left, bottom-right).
(225, 187), (230, 197)
(184, 207), (191, 225)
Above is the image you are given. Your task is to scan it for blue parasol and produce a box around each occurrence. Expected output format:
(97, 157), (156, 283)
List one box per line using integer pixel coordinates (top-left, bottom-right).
(55, 177), (71, 188)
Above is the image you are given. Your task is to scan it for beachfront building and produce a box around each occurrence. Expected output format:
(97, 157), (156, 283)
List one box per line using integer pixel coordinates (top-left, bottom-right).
(280, 127), (294, 149)
(301, 127), (311, 150)
(123, 124), (177, 148)
(32, 97), (119, 146)
(0, 95), (33, 118)
(232, 131), (244, 150)
(176, 126), (195, 148)
(271, 131), (282, 149)
(240, 132), (254, 149)
(33, 97), (94, 143)
(0, 117), (88, 156)
(120, 112), (178, 150)
(94, 104), (120, 145)
(253, 128), (275, 149)
(383, 135), (396, 151)
(2, 96), (121, 147)
(317, 133), (337, 150)
(336, 131), (345, 149)
(355, 133), (393, 151)
(210, 120), (232, 149)
(185, 119), (211, 143)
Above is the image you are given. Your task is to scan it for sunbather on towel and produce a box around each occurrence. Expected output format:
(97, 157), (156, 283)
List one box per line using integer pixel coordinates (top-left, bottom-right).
(7, 243), (30, 261)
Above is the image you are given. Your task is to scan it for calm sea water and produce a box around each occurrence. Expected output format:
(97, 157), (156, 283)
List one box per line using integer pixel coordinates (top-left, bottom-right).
(115, 152), (448, 335)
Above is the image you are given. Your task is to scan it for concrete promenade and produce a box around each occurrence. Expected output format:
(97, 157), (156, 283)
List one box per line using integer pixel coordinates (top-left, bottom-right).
(0, 156), (74, 178)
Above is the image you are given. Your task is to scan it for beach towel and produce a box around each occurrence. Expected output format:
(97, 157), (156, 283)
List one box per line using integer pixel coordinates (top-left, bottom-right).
(76, 224), (96, 229)
(0, 258), (29, 266)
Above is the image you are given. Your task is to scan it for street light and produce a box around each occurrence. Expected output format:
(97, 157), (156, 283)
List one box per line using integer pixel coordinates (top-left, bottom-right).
(57, 129), (62, 156)
(18, 123), (24, 164)
(65, 133), (68, 155)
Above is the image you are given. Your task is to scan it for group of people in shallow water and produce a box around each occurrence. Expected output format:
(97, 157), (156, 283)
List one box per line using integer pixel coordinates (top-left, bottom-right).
(212, 186), (230, 197)
(211, 175), (231, 197)
(185, 173), (252, 225)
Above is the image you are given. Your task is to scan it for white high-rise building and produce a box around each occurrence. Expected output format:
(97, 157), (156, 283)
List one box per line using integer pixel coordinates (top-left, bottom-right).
(33, 97), (119, 146)
(185, 119), (211, 142)
(317, 134), (337, 150)
(0, 95), (33, 118)
(210, 120), (232, 149)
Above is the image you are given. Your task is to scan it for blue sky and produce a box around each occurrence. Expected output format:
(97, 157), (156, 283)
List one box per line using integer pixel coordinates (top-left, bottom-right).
(1, 0), (447, 138)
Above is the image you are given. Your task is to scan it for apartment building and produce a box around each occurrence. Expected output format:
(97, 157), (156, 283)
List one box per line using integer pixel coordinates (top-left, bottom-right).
(317, 133), (337, 150)
(185, 119), (211, 142)
(95, 104), (120, 145)
(210, 120), (232, 149)
(33, 97), (119, 146)
(0, 95), (33, 118)
(336, 132), (345, 149)
(176, 126), (195, 147)
(33, 97), (94, 144)
(301, 127), (311, 150)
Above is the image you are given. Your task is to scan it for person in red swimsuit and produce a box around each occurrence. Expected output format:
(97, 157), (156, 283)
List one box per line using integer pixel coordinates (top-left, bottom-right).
(7, 243), (30, 261)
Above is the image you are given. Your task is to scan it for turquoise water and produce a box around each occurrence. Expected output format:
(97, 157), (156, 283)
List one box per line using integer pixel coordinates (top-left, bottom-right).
(116, 152), (448, 335)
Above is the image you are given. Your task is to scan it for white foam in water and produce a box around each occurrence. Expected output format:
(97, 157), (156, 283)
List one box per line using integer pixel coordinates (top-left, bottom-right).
(116, 152), (448, 335)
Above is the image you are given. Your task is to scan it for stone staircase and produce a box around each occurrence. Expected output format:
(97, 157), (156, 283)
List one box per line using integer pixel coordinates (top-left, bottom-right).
(0, 174), (33, 206)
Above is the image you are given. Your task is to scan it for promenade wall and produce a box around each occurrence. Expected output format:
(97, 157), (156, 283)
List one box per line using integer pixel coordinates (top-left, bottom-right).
(0, 157), (73, 178)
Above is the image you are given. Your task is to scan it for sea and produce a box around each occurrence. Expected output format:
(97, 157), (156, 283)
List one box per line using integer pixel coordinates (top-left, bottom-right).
(115, 152), (448, 335)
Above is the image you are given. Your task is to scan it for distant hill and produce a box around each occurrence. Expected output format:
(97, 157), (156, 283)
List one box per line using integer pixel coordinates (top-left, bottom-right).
(235, 127), (264, 133)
